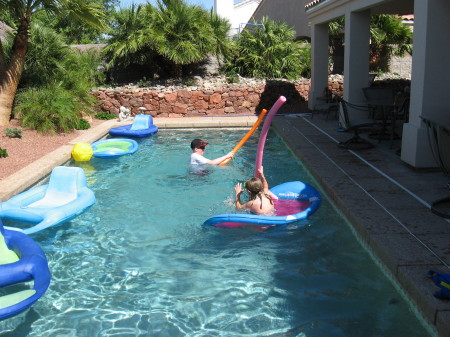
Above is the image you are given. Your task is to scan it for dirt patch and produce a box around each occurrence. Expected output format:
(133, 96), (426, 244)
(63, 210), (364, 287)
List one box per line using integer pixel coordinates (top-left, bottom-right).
(0, 118), (105, 180)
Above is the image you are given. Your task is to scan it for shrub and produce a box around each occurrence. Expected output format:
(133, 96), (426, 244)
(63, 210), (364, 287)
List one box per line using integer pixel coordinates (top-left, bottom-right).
(223, 17), (308, 80)
(76, 119), (91, 130)
(4, 128), (23, 138)
(225, 73), (239, 84)
(95, 111), (117, 120)
(20, 23), (69, 88)
(13, 47), (104, 135)
(0, 147), (8, 158)
(15, 83), (84, 134)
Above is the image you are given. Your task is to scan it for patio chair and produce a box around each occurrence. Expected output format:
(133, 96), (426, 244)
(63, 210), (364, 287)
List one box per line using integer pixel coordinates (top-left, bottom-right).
(368, 73), (377, 87)
(338, 100), (377, 149)
(362, 86), (396, 120)
(420, 115), (450, 218)
(386, 93), (410, 149)
(312, 88), (340, 120)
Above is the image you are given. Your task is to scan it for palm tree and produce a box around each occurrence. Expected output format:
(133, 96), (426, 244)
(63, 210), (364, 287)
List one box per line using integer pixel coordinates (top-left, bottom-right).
(369, 14), (412, 72)
(103, 4), (155, 69)
(104, 0), (231, 79)
(328, 14), (412, 74)
(148, 0), (216, 77)
(32, 0), (118, 44)
(224, 17), (306, 79)
(207, 9), (231, 67)
(19, 22), (69, 87)
(0, 0), (105, 126)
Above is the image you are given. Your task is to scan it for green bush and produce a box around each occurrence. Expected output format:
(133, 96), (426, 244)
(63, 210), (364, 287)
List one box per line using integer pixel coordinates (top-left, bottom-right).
(15, 83), (85, 134)
(13, 48), (103, 134)
(20, 23), (69, 88)
(0, 147), (8, 158)
(95, 111), (117, 120)
(4, 128), (23, 138)
(76, 118), (91, 130)
(223, 17), (309, 80)
(225, 73), (239, 84)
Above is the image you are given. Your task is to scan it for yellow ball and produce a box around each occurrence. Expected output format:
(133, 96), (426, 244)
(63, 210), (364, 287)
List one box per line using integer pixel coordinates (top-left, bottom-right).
(72, 143), (93, 161)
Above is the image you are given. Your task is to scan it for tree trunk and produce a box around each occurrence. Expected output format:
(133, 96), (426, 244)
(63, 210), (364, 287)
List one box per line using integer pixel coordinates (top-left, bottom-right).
(0, 84), (18, 126)
(0, 19), (29, 126)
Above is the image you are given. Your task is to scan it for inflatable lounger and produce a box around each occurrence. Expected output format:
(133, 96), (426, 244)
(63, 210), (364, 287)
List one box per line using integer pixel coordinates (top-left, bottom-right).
(427, 270), (450, 300)
(0, 166), (96, 235)
(0, 219), (51, 320)
(92, 138), (138, 158)
(109, 114), (158, 138)
(203, 181), (321, 228)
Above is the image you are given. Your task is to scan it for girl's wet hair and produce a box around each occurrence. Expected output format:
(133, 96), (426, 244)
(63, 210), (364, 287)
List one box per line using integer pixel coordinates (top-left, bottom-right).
(245, 177), (273, 208)
(245, 177), (263, 195)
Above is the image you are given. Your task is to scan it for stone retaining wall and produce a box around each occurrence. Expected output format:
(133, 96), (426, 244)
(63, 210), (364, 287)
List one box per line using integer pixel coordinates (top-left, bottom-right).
(93, 76), (409, 118)
(94, 78), (342, 117)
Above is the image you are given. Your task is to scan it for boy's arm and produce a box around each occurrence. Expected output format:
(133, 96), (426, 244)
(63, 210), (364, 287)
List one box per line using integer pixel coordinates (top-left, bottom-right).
(207, 152), (234, 165)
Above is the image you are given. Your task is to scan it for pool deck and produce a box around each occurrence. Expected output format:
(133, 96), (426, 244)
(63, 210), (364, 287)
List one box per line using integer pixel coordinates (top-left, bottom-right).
(1, 115), (449, 337)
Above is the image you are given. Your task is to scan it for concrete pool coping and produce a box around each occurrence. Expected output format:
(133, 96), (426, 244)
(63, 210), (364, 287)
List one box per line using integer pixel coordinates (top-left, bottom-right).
(0, 115), (449, 337)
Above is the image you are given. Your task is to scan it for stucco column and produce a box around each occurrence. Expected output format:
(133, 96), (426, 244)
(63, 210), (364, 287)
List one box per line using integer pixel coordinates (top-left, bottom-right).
(401, 0), (450, 168)
(308, 23), (329, 110)
(336, 10), (370, 128)
(343, 9), (370, 103)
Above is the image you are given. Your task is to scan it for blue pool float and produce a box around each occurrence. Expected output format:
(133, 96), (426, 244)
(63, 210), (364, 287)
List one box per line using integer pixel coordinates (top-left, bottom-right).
(203, 181), (321, 227)
(0, 219), (51, 320)
(91, 138), (138, 158)
(0, 166), (96, 235)
(109, 114), (158, 138)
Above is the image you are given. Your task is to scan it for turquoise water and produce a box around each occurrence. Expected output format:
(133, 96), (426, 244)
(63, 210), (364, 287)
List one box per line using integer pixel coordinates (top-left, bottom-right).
(0, 128), (433, 337)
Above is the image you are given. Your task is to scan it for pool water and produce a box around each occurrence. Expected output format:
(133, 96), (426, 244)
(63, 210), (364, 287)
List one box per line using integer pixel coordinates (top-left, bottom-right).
(0, 128), (434, 337)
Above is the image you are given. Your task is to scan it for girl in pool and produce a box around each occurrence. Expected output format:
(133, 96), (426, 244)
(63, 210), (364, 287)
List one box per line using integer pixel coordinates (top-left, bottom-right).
(234, 167), (275, 215)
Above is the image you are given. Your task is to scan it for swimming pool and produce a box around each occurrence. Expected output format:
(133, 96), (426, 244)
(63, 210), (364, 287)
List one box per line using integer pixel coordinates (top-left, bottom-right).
(0, 128), (434, 336)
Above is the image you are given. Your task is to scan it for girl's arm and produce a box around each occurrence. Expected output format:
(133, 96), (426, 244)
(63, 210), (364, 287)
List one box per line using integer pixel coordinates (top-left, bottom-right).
(258, 167), (270, 193)
(234, 182), (247, 210)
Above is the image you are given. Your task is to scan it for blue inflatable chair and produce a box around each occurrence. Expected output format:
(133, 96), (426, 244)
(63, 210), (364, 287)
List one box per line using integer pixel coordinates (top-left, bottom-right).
(0, 219), (51, 320)
(109, 114), (158, 138)
(0, 166), (95, 235)
(203, 181), (322, 227)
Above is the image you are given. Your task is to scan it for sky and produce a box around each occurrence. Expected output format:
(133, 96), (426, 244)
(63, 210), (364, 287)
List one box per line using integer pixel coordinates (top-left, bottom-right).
(118, 0), (241, 11)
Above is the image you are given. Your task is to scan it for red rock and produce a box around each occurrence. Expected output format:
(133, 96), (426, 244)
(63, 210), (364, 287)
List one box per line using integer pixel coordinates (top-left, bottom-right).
(165, 93), (177, 103)
(209, 93), (222, 104)
(173, 103), (188, 114)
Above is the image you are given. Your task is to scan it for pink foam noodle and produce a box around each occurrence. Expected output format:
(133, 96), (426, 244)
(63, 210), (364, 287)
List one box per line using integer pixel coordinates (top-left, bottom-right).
(254, 96), (287, 199)
(254, 96), (286, 177)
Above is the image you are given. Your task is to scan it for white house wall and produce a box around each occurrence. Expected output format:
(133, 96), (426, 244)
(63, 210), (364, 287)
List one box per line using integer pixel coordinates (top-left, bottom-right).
(214, 0), (234, 26)
(252, 0), (311, 38)
(215, 0), (262, 36)
(232, 0), (262, 35)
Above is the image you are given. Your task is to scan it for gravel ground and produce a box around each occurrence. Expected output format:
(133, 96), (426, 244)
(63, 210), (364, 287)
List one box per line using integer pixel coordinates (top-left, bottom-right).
(0, 118), (105, 180)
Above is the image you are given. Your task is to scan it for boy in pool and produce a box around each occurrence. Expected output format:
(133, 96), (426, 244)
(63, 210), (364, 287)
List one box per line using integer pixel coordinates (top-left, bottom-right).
(234, 167), (275, 215)
(190, 138), (234, 165)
